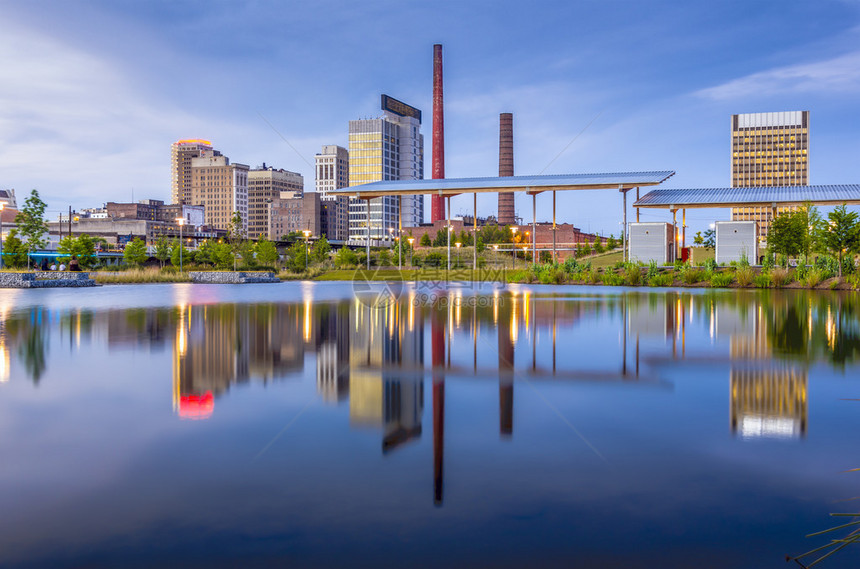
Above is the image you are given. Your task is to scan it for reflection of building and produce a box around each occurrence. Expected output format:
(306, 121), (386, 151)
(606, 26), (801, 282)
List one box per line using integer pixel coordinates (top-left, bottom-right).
(730, 111), (810, 237)
(172, 304), (305, 419)
(316, 303), (351, 403)
(730, 366), (807, 439)
(349, 301), (425, 452)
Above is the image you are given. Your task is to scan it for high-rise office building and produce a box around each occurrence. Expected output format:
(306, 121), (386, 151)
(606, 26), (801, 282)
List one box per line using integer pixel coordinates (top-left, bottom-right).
(189, 149), (249, 233)
(315, 145), (350, 241)
(315, 145), (349, 199)
(171, 139), (213, 205)
(348, 95), (424, 242)
(247, 164), (303, 239)
(730, 111), (809, 237)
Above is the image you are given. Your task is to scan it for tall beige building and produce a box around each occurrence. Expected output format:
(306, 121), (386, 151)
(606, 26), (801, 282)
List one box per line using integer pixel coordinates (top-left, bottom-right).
(171, 139), (213, 205)
(315, 145), (349, 199)
(315, 145), (350, 241)
(189, 150), (249, 233)
(247, 164), (303, 239)
(730, 111), (810, 237)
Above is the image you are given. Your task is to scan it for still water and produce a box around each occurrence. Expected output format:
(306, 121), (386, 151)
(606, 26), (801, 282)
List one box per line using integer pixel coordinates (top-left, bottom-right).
(1, 282), (860, 568)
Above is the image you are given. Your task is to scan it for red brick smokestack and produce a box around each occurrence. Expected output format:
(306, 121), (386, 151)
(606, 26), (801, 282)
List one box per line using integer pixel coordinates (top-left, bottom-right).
(498, 112), (515, 224)
(431, 44), (445, 223)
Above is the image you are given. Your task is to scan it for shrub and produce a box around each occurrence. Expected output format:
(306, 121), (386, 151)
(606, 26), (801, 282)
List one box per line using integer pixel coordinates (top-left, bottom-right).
(682, 268), (705, 284)
(736, 266), (755, 287)
(423, 252), (445, 267)
(645, 260), (659, 281)
(753, 273), (772, 288)
(802, 267), (825, 288)
(623, 264), (641, 286)
(602, 272), (624, 286)
(710, 271), (734, 288)
(848, 273), (860, 290)
(648, 273), (674, 287)
(701, 258), (717, 272)
(770, 268), (791, 287)
(587, 268), (602, 284)
(538, 266), (565, 284)
(761, 251), (774, 270)
(814, 255), (838, 279)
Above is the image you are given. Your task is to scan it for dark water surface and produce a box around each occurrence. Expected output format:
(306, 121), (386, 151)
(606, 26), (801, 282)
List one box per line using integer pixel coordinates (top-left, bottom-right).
(2, 282), (860, 568)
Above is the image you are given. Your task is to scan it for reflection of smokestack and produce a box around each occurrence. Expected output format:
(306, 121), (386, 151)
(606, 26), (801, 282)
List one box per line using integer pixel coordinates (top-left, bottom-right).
(432, 306), (445, 506)
(498, 113), (515, 224)
(431, 44), (445, 223)
(498, 299), (514, 437)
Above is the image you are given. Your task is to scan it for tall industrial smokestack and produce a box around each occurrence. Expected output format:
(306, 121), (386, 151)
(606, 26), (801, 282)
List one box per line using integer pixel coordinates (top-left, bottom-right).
(498, 112), (515, 225)
(431, 44), (445, 223)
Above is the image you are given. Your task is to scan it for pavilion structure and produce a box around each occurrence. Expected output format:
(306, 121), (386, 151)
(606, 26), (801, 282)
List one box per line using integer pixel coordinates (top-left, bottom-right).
(633, 184), (860, 249)
(332, 171), (676, 269)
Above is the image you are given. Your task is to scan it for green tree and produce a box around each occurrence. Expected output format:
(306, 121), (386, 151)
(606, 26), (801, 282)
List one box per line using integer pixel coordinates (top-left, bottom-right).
(420, 232), (432, 247)
(226, 210), (245, 270)
(693, 232), (704, 246)
(154, 235), (171, 268)
(703, 229), (715, 248)
(289, 240), (308, 272)
(212, 241), (233, 269)
(311, 235), (331, 263)
(334, 247), (358, 268)
(606, 235), (618, 250)
(432, 229), (447, 247)
(14, 189), (49, 258)
(170, 239), (189, 269)
(768, 211), (805, 258)
(3, 229), (29, 268)
(194, 240), (215, 265)
(592, 236), (604, 254)
(819, 205), (859, 277)
(123, 238), (148, 267)
(238, 240), (256, 267)
(255, 237), (280, 266)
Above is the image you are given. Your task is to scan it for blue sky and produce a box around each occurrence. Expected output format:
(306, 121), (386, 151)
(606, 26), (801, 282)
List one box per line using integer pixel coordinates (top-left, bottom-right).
(2, 0), (860, 235)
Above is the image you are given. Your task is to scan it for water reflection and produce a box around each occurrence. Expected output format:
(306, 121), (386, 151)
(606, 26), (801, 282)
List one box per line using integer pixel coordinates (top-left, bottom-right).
(1, 289), (858, 438)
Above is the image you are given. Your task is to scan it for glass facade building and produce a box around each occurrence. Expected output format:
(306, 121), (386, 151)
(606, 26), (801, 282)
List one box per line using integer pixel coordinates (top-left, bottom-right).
(348, 104), (424, 242)
(730, 111), (809, 237)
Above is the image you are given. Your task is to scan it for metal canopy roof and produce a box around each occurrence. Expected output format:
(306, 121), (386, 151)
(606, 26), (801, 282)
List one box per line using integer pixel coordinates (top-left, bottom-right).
(331, 171), (675, 199)
(634, 184), (860, 209)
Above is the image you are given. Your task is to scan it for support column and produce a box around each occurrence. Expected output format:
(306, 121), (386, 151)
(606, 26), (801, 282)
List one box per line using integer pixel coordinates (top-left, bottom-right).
(621, 186), (627, 263)
(473, 193), (478, 270)
(531, 192), (536, 265)
(672, 209), (678, 262)
(636, 187), (640, 222)
(682, 208), (686, 250)
(396, 196), (401, 270)
(552, 191), (557, 264)
(366, 198), (371, 270)
(446, 196), (451, 271)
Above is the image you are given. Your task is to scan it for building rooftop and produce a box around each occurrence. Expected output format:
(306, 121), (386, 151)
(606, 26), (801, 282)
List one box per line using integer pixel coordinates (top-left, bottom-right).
(633, 184), (860, 209)
(331, 171), (675, 198)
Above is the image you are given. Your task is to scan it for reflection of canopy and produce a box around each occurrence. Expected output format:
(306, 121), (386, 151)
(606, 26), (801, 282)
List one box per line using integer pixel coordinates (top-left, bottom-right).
(179, 391), (214, 420)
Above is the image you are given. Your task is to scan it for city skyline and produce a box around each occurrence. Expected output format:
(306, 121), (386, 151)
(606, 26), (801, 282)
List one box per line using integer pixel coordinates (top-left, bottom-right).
(2, 1), (860, 235)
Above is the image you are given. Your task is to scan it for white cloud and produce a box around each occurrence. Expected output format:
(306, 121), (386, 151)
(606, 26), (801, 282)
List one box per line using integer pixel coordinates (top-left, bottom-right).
(697, 51), (860, 100)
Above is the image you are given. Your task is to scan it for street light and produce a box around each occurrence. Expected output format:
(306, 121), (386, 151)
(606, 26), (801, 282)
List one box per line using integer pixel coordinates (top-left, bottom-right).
(388, 227), (394, 249)
(522, 245), (529, 264)
(303, 230), (311, 270)
(455, 241), (461, 268)
(175, 217), (185, 272)
(510, 227), (518, 268)
(407, 237), (414, 267)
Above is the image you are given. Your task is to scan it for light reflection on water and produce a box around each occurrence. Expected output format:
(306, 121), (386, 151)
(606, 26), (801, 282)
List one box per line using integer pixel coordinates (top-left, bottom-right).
(1, 283), (860, 568)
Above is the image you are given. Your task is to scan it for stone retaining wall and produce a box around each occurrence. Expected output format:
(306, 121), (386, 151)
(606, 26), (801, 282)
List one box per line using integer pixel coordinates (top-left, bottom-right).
(189, 271), (280, 284)
(0, 272), (97, 288)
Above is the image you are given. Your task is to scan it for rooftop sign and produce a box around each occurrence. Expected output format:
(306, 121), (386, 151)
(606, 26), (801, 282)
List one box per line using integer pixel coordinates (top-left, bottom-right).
(381, 95), (421, 123)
